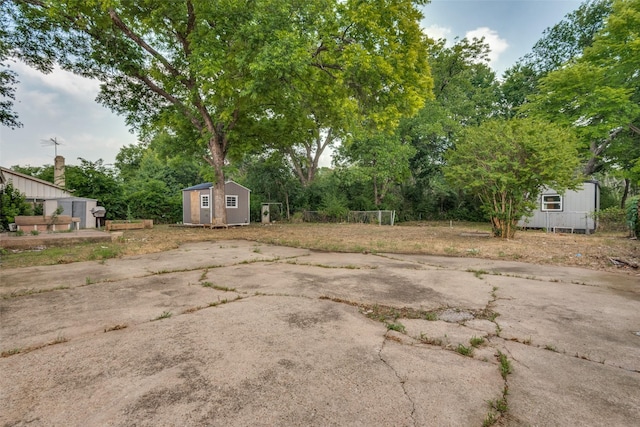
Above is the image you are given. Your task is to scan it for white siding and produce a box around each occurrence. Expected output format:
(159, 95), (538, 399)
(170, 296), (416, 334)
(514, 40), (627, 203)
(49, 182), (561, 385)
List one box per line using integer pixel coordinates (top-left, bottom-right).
(1, 169), (71, 199)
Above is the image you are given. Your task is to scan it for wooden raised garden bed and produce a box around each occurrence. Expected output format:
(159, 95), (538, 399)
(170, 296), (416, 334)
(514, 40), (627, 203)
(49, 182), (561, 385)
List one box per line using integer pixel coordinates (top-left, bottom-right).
(105, 220), (153, 231)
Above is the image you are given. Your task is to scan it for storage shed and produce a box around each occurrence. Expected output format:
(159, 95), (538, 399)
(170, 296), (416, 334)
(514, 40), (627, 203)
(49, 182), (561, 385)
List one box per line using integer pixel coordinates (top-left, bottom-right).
(518, 181), (600, 233)
(182, 181), (250, 226)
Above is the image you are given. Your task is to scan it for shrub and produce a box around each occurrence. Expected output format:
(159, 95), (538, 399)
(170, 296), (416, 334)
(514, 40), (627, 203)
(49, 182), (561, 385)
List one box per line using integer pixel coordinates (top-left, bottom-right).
(592, 206), (627, 232)
(627, 196), (640, 238)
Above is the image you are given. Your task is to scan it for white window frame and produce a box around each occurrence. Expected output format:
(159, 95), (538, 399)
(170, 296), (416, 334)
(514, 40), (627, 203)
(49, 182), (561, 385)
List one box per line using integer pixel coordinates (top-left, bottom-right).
(541, 194), (563, 212)
(200, 194), (210, 209)
(226, 195), (238, 209)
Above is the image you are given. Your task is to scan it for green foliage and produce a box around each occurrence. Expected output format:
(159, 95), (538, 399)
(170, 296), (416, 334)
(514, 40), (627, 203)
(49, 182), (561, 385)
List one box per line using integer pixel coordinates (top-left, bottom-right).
(523, 0), (613, 74)
(627, 196), (640, 238)
(10, 0), (432, 224)
(444, 118), (581, 238)
(0, 182), (33, 230)
(592, 206), (627, 232)
(339, 132), (415, 207)
(523, 0), (640, 177)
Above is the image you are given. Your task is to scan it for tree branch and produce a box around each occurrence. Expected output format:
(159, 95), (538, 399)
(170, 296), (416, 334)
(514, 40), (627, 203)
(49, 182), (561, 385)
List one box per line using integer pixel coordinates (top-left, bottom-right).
(107, 8), (181, 79)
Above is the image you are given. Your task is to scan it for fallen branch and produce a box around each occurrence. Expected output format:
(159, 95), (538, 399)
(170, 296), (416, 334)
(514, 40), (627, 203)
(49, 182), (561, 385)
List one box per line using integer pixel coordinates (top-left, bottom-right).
(608, 257), (639, 269)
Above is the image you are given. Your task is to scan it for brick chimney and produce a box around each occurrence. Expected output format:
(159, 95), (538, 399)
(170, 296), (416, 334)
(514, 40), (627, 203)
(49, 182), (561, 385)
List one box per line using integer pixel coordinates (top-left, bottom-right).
(54, 155), (65, 188)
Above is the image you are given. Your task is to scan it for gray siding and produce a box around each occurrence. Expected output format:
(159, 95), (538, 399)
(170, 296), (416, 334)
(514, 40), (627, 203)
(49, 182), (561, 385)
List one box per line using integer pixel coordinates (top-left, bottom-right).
(518, 182), (599, 232)
(182, 181), (249, 225)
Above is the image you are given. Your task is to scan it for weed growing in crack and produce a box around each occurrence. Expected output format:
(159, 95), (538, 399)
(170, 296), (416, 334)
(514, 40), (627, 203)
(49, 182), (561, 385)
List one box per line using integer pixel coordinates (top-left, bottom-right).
(470, 336), (485, 347)
(209, 295), (243, 307)
(544, 344), (558, 352)
(199, 269), (209, 281)
(385, 322), (406, 333)
(497, 351), (513, 380)
(483, 352), (513, 426)
(1, 348), (22, 357)
(418, 333), (443, 346)
(201, 282), (237, 292)
(50, 333), (68, 345)
(104, 324), (127, 332)
(2, 285), (70, 299)
(482, 411), (498, 427)
(423, 311), (438, 321)
(455, 344), (474, 357)
(153, 311), (172, 321)
(468, 268), (489, 279)
(85, 277), (94, 285)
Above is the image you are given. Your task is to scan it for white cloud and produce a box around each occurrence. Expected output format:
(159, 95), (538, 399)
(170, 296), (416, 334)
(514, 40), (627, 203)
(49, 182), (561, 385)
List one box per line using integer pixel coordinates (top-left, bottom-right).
(465, 27), (509, 69)
(422, 24), (453, 43)
(13, 61), (100, 99)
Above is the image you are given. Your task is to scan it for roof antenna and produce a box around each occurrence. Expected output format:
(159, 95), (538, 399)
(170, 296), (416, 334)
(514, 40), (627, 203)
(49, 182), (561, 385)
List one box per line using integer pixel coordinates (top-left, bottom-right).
(41, 137), (63, 157)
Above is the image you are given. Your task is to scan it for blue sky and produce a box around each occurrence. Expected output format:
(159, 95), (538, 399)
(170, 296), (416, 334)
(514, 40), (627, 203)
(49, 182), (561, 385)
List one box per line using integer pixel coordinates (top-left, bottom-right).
(0, 0), (583, 169)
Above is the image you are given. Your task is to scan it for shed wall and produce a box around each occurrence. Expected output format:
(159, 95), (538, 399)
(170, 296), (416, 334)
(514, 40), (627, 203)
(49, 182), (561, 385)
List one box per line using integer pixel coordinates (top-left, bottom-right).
(519, 182), (599, 232)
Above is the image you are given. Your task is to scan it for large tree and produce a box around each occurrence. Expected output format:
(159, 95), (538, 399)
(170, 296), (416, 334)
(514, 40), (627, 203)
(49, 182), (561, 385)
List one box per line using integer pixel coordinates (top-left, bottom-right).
(500, 0), (613, 116)
(9, 0), (431, 223)
(523, 0), (640, 181)
(444, 118), (581, 238)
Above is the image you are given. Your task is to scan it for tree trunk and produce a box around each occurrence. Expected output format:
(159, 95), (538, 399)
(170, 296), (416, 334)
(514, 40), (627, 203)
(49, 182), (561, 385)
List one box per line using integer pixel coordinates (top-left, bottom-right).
(207, 135), (227, 225)
(621, 178), (630, 209)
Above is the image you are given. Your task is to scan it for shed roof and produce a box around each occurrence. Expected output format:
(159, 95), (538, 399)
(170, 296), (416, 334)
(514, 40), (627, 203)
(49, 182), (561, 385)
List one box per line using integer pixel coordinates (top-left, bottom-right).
(182, 180), (251, 192)
(183, 182), (213, 191)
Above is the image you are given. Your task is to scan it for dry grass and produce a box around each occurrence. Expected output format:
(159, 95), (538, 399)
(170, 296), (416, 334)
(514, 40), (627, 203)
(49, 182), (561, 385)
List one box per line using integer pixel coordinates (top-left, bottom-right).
(2, 222), (638, 273)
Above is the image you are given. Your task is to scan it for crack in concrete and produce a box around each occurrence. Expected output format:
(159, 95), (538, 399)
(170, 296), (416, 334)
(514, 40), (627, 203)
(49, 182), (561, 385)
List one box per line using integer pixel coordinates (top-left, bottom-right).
(378, 332), (417, 427)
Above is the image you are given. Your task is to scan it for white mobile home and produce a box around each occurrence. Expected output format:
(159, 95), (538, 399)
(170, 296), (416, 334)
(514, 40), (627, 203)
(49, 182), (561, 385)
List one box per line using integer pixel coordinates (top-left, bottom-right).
(182, 181), (250, 226)
(518, 181), (600, 233)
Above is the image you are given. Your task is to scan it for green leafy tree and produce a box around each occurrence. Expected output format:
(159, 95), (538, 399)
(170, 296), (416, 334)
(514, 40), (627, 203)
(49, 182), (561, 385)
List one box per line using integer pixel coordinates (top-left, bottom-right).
(339, 132), (415, 207)
(10, 0), (432, 223)
(523, 0), (640, 179)
(401, 37), (498, 219)
(0, 182), (33, 230)
(444, 118), (581, 238)
(500, 0), (613, 116)
(523, 0), (613, 74)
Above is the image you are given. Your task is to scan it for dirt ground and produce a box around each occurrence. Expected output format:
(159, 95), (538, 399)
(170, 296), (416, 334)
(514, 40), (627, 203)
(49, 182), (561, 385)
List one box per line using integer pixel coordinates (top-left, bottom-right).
(1, 239), (639, 426)
(4, 222), (638, 274)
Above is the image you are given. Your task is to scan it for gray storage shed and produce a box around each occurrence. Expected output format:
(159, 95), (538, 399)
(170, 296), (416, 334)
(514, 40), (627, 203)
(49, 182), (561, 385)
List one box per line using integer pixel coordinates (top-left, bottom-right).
(518, 181), (600, 233)
(182, 181), (250, 226)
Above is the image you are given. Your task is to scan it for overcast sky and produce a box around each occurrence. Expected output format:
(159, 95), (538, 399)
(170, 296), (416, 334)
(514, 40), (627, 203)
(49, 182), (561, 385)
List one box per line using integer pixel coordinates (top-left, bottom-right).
(0, 0), (583, 169)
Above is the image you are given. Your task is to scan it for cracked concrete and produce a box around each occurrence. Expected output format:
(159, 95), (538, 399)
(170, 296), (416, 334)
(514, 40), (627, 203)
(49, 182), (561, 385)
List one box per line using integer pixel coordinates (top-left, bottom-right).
(1, 240), (639, 426)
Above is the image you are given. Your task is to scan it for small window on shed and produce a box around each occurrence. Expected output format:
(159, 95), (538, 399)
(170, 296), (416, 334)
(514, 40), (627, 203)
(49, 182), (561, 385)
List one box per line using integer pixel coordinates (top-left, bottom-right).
(541, 194), (562, 211)
(226, 195), (238, 209)
(201, 194), (210, 209)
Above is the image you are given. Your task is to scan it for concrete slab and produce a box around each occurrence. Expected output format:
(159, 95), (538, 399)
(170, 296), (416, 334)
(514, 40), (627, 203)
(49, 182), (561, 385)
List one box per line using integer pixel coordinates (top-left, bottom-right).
(1, 242), (639, 426)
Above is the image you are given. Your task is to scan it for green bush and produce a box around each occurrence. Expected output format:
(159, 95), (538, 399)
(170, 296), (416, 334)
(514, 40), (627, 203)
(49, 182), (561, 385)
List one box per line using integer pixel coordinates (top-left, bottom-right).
(0, 182), (33, 231)
(627, 196), (640, 238)
(592, 206), (627, 232)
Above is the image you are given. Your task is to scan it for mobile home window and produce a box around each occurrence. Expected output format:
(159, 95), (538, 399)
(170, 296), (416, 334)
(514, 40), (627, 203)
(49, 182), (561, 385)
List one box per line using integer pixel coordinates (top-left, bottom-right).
(226, 195), (238, 209)
(201, 194), (209, 208)
(541, 194), (562, 211)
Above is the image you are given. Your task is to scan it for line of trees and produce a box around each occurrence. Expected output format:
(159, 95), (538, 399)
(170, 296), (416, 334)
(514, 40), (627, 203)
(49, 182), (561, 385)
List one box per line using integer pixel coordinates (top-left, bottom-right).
(2, 0), (638, 237)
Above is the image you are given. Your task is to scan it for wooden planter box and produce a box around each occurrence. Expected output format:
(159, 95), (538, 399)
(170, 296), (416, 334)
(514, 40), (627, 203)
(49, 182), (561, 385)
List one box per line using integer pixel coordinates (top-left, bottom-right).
(105, 220), (153, 231)
(14, 215), (80, 232)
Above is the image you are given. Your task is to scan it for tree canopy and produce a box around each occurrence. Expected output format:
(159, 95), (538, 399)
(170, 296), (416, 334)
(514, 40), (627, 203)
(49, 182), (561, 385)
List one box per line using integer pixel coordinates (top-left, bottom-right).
(444, 118), (581, 238)
(9, 0), (432, 223)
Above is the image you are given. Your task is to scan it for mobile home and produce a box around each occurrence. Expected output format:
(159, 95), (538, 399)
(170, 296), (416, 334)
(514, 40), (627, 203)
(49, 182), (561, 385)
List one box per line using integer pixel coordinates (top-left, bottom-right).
(518, 181), (600, 233)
